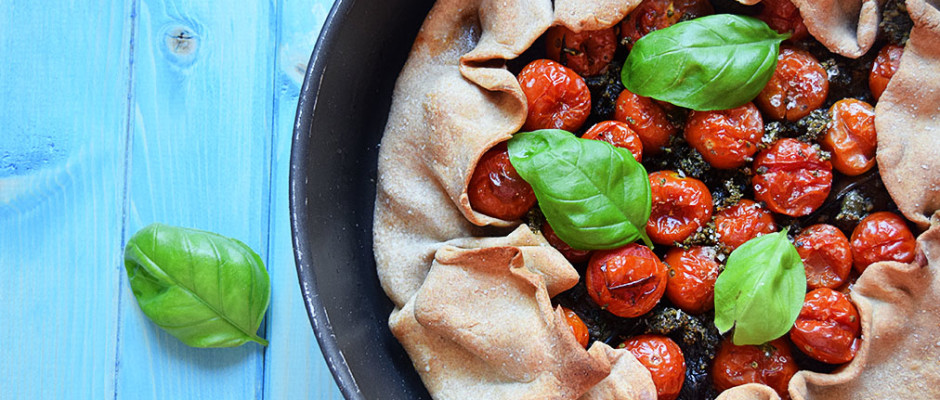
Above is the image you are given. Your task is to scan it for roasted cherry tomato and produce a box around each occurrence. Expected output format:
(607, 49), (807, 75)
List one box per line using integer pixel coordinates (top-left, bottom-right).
(755, 47), (829, 121)
(560, 306), (590, 348)
(543, 221), (593, 264)
(647, 171), (713, 245)
(712, 338), (798, 399)
(869, 44), (903, 101)
(794, 224), (853, 290)
(820, 99), (877, 176)
(586, 243), (667, 318)
(467, 142), (536, 220)
(545, 26), (618, 77)
(755, 0), (809, 41)
(614, 88), (677, 155)
(753, 138), (832, 217)
(620, 0), (714, 50)
(684, 102), (764, 169)
(664, 246), (720, 314)
(620, 335), (686, 400)
(789, 288), (861, 364)
(518, 59), (592, 132)
(850, 211), (917, 273)
(715, 199), (777, 251)
(583, 120), (644, 161)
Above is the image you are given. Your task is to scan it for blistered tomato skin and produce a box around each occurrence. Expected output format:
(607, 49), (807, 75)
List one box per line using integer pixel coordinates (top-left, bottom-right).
(821, 99), (877, 176)
(561, 306), (591, 348)
(715, 199), (778, 251)
(712, 338), (799, 399)
(752, 138), (833, 217)
(755, 0), (809, 41)
(850, 211), (917, 273)
(620, 335), (686, 400)
(586, 244), (668, 318)
(583, 121), (644, 161)
(614, 88), (677, 155)
(684, 102), (764, 170)
(870, 44), (904, 100)
(620, 0), (714, 50)
(646, 171), (713, 245)
(543, 221), (593, 264)
(789, 288), (861, 364)
(795, 224), (853, 290)
(545, 26), (617, 77)
(518, 59), (592, 132)
(664, 246), (720, 314)
(755, 47), (829, 121)
(467, 143), (536, 220)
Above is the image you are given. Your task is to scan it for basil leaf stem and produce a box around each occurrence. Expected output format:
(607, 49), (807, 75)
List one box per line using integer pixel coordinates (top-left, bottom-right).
(124, 223), (271, 348)
(622, 14), (789, 111)
(507, 129), (652, 250)
(714, 230), (806, 345)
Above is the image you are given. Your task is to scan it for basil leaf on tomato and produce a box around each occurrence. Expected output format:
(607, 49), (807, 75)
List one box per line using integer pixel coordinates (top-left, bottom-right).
(507, 129), (651, 250)
(622, 14), (789, 111)
(714, 230), (806, 345)
(124, 223), (270, 347)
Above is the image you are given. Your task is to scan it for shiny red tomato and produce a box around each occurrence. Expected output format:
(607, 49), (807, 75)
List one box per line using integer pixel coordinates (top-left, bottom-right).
(755, 0), (809, 41)
(684, 102), (764, 170)
(752, 138), (832, 217)
(820, 99), (877, 176)
(755, 47), (829, 121)
(789, 288), (861, 364)
(543, 221), (592, 264)
(712, 338), (798, 399)
(518, 59), (591, 132)
(646, 171), (713, 245)
(561, 306), (590, 348)
(794, 224), (853, 290)
(614, 88), (677, 155)
(664, 246), (719, 314)
(586, 244), (667, 318)
(620, 335), (686, 400)
(850, 211), (917, 273)
(620, 0), (714, 50)
(582, 120), (644, 161)
(870, 44), (903, 100)
(467, 142), (536, 220)
(714, 199), (777, 251)
(545, 26), (617, 77)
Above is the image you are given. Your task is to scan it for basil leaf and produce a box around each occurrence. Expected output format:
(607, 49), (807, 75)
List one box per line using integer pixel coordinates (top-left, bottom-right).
(622, 14), (789, 111)
(714, 230), (806, 345)
(507, 129), (651, 250)
(124, 223), (270, 347)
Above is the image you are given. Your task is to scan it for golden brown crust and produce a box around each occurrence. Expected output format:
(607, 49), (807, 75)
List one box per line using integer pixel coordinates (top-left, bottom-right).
(553, 0), (643, 32)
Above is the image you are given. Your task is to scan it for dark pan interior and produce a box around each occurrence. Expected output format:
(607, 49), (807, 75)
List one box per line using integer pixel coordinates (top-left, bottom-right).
(289, 0), (435, 398)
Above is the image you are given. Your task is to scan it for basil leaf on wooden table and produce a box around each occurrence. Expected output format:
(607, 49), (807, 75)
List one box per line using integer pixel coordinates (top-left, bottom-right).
(507, 129), (651, 250)
(622, 14), (789, 111)
(124, 223), (270, 347)
(714, 230), (805, 345)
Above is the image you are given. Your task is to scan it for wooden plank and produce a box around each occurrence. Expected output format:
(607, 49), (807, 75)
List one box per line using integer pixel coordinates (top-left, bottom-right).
(262, 0), (344, 398)
(114, 0), (275, 398)
(0, 0), (133, 398)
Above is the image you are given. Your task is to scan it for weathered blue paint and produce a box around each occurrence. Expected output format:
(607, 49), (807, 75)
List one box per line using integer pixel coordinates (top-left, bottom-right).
(0, 0), (341, 398)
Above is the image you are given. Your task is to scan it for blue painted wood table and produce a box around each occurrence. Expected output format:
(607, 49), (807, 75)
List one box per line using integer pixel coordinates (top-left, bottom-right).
(0, 0), (343, 398)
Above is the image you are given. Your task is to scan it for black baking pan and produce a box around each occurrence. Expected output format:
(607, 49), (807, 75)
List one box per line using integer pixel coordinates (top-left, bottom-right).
(289, 0), (435, 398)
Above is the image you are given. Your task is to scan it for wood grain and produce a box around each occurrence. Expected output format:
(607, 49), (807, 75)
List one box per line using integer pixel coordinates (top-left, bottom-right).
(0, 0), (342, 397)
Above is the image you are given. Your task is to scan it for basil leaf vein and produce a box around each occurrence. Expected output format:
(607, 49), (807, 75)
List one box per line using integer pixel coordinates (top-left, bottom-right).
(622, 14), (789, 111)
(124, 223), (271, 348)
(507, 129), (651, 250)
(714, 230), (806, 345)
